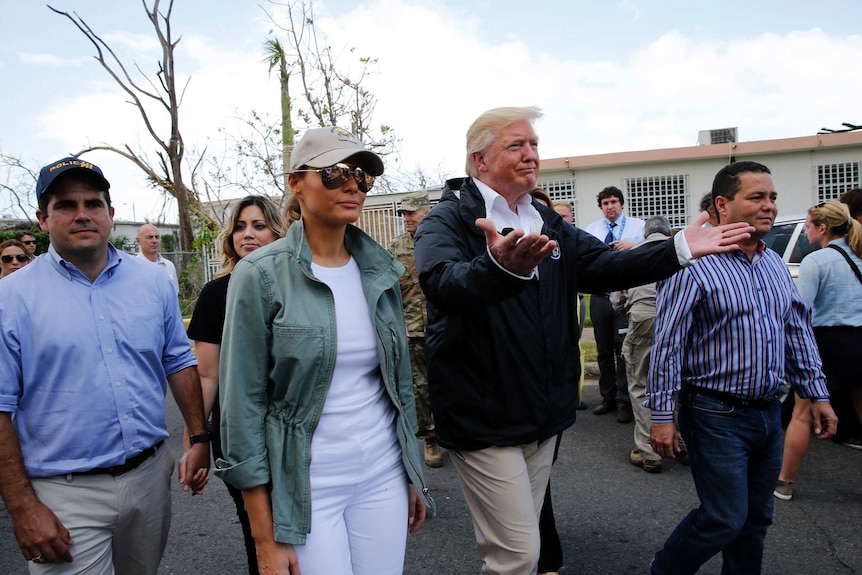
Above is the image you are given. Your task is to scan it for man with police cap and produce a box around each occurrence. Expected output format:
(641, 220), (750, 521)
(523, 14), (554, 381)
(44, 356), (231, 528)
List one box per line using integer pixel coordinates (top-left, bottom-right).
(0, 157), (209, 573)
(389, 190), (442, 467)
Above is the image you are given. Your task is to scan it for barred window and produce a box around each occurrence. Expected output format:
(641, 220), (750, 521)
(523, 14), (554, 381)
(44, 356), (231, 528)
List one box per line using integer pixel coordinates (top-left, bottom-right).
(536, 177), (577, 224)
(624, 174), (689, 229)
(817, 162), (860, 202)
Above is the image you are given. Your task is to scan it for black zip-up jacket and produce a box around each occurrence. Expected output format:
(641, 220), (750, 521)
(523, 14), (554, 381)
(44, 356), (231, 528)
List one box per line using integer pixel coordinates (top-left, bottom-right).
(414, 177), (684, 451)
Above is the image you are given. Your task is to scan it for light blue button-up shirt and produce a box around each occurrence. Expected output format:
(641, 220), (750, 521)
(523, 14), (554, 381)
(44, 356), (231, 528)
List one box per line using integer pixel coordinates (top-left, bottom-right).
(0, 244), (196, 477)
(796, 237), (862, 327)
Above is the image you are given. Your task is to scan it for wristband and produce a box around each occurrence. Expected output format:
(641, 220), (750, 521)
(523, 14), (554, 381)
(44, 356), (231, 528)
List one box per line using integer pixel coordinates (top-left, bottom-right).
(189, 432), (212, 445)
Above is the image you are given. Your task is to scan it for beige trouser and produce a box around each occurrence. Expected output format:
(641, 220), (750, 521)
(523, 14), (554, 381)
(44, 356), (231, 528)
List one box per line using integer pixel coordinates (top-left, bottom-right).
(622, 309), (661, 461)
(449, 440), (556, 575)
(29, 444), (175, 575)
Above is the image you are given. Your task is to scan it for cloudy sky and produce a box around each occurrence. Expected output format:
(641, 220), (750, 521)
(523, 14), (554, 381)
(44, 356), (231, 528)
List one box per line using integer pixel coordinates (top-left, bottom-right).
(2, 0), (862, 222)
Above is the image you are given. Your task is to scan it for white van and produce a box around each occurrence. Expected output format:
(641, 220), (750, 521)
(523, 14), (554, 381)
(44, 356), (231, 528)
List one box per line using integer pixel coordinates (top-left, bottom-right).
(762, 213), (820, 279)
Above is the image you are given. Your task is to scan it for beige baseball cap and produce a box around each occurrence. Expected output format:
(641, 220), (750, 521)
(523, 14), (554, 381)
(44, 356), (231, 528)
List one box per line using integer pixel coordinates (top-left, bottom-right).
(288, 127), (384, 176)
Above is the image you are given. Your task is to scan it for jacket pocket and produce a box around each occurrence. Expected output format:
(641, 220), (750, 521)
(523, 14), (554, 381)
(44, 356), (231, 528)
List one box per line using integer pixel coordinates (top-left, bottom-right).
(269, 325), (325, 416)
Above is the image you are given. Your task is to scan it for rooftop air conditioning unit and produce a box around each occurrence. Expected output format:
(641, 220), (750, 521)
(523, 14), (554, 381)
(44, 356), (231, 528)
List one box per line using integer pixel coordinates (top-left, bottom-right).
(697, 127), (738, 146)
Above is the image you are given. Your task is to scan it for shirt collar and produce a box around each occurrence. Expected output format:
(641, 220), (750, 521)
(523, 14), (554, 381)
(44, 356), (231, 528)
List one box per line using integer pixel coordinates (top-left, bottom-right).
(473, 178), (540, 234)
(137, 251), (163, 264)
(47, 243), (122, 281)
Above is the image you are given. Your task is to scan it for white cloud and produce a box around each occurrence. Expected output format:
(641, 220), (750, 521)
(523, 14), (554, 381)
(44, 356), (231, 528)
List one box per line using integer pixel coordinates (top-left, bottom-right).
(17, 52), (85, 66)
(102, 31), (161, 54)
(621, 0), (644, 19)
(22, 0), (862, 222)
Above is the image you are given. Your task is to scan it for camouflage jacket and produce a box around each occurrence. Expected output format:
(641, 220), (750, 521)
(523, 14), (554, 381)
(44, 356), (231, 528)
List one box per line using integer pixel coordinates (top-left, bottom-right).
(388, 232), (426, 337)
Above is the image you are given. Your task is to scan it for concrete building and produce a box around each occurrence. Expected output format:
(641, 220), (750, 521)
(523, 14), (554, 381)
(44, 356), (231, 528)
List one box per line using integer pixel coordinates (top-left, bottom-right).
(361, 129), (862, 246)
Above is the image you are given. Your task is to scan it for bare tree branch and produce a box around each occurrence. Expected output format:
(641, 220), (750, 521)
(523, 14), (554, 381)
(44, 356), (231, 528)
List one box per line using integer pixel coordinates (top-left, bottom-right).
(48, 0), (216, 251)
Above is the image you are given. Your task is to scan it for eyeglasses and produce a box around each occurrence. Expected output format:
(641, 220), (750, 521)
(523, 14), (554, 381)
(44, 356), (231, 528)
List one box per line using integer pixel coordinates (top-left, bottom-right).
(22, 240), (36, 245)
(294, 163), (375, 193)
(1, 254), (29, 263)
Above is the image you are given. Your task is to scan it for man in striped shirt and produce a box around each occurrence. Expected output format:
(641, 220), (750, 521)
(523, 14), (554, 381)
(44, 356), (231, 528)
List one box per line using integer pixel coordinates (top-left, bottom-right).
(647, 161), (838, 575)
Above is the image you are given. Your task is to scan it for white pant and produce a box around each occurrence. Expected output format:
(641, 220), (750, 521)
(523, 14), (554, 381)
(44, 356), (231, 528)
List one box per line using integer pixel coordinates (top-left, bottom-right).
(29, 444), (175, 575)
(294, 461), (409, 574)
(449, 440), (556, 575)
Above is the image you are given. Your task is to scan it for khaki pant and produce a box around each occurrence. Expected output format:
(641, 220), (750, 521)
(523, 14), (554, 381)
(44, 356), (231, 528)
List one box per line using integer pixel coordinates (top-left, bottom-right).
(450, 440), (555, 575)
(622, 309), (661, 461)
(29, 444), (175, 575)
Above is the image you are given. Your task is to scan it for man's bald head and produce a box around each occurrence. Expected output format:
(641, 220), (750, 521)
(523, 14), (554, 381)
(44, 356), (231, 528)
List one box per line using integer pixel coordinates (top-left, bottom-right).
(136, 224), (162, 262)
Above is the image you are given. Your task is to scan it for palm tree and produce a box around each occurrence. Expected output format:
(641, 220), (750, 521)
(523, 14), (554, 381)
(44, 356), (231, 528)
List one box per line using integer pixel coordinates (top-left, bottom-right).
(264, 38), (294, 188)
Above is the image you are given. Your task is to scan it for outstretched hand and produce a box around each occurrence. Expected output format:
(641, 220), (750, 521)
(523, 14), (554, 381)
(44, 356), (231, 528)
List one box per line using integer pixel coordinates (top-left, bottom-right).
(475, 218), (557, 277)
(682, 212), (754, 258)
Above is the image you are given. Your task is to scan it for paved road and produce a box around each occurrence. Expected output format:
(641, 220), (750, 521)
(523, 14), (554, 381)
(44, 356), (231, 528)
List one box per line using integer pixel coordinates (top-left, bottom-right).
(2, 381), (861, 574)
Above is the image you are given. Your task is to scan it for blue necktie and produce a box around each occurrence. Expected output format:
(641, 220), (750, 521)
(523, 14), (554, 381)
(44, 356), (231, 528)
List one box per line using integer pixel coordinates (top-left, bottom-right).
(604, 222), (617, 245)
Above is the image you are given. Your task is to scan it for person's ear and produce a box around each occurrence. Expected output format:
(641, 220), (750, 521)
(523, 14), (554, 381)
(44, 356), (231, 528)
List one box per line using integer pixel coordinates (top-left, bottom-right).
(472, 152), (488, 174)
(714, 195), (729, 219)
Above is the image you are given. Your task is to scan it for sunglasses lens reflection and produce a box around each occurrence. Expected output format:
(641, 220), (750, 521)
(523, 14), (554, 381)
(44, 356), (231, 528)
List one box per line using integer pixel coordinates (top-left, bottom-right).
(320, 164), (374, 193)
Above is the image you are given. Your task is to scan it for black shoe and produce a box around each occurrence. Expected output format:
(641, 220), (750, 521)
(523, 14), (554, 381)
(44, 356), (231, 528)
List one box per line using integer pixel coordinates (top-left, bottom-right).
(593, 398), (615, 415)
(576, 401), (588, 411)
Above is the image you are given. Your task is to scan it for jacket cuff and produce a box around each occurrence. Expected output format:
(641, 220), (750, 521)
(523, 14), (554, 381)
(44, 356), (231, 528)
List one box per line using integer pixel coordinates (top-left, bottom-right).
(485, 245), (536, 280)
(213, 453), (271, 490)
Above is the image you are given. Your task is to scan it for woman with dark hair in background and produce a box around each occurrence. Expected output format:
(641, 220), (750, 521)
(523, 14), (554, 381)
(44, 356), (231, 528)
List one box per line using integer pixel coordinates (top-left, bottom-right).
(775, 200), (862, 501)
(840, 187), (862, 225)
(185, 195), (285, 574)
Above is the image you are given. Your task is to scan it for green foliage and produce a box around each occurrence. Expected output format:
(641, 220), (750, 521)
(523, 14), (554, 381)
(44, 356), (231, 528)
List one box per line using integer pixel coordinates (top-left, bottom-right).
(192, 212), (218, 252)
(161, 234), (175, 252)
(177, 253), (205, 306)
(109, 235), (132, 252)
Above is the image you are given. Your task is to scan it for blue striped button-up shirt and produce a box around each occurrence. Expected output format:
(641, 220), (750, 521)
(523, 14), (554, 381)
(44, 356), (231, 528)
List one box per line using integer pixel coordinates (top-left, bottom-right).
(648, 243), (828, 423)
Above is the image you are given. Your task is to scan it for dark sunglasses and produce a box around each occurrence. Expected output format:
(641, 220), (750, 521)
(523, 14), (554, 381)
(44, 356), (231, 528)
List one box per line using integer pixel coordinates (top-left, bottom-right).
(2, 254), (29, 263)
(22, 240), (36, 245)
(294, 163), (375, 193)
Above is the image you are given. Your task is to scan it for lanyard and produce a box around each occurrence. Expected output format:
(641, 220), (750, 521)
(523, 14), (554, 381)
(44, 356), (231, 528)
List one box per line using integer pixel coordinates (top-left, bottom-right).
(606, 216), (627, 242)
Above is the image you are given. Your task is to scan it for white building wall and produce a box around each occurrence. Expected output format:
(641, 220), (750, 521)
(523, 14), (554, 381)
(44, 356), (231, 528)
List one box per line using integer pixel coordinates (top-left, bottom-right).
(360, 135), (862, 245)
(542, 147), (862, 229)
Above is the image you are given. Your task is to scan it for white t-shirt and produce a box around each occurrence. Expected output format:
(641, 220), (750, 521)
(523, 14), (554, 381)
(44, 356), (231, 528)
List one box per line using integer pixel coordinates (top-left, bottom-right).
(309, 258), (401, 487)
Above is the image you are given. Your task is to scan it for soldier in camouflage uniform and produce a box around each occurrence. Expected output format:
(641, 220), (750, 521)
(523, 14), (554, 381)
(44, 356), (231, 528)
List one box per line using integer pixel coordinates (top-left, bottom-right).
(388, 190), (442, 468)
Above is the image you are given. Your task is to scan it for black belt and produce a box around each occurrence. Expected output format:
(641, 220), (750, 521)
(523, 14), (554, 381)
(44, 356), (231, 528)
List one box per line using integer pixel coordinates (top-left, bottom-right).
(684, 386), (778, 409)
(76, 440), (164, 476)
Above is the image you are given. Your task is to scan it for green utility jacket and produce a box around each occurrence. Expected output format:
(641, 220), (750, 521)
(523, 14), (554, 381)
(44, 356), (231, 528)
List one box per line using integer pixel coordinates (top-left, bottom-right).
(215, 219), (432, 545)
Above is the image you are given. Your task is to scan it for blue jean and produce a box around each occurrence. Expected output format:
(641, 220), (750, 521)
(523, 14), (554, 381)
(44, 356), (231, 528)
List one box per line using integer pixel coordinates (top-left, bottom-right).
(651, 389), (783, 575)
